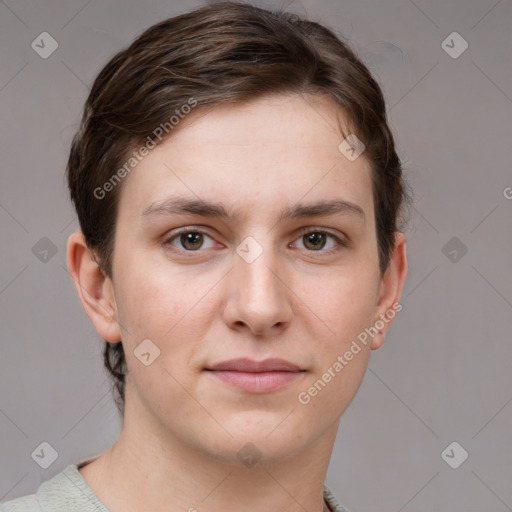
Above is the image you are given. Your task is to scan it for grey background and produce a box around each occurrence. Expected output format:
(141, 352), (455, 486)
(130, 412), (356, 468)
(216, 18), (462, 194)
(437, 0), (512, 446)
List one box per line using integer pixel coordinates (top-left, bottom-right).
(1, 0), (511, 510)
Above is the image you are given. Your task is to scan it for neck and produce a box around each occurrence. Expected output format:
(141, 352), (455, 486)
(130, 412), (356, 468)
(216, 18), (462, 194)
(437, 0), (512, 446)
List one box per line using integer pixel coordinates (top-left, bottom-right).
(79, 397), (339, 512)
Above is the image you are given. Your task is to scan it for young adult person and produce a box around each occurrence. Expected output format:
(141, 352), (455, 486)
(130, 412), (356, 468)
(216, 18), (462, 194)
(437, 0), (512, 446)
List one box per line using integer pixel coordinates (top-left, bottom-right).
(1, 2), (409, 511)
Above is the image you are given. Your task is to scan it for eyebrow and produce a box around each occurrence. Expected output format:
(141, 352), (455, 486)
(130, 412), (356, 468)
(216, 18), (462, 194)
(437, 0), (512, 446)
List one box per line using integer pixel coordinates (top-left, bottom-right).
(141, 197), (365, 223)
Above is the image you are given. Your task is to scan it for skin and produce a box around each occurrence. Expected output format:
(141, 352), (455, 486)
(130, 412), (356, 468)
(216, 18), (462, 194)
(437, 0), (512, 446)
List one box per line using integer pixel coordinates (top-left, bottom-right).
(67, 93), (407, 512)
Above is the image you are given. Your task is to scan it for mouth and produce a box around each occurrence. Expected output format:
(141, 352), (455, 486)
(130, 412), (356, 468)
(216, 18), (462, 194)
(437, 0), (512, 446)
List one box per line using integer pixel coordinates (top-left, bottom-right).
(204, 358), (305, 393)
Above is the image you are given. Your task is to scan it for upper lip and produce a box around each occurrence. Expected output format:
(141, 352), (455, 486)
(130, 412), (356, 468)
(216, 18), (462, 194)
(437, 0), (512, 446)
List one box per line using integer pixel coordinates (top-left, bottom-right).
(206, 358), (302, 372)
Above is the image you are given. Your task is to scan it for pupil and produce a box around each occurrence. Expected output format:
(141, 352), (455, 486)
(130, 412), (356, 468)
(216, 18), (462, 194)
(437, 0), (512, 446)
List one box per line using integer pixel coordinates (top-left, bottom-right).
(182, 232), (202, 250)
(305, 233), (325, 250)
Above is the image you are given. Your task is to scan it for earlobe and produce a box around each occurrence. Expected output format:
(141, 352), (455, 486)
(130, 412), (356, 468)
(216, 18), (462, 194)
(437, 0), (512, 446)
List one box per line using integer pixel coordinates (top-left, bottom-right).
(66, 231), (122, 343)
(370, 231), (408, 350)
(370, 329), (385, 351)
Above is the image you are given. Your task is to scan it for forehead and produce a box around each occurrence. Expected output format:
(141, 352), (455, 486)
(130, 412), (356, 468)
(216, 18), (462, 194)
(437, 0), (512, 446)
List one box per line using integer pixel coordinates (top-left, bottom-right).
(116, 94), (374, 225)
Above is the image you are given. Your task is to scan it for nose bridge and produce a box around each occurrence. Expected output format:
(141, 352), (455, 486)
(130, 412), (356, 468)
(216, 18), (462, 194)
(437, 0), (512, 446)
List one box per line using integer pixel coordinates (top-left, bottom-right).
(235, 235), (281, 303)
(224, 234), (292, 333)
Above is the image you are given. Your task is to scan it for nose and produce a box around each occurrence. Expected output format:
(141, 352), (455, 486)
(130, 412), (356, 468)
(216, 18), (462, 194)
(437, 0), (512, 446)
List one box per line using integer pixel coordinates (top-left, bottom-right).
(221, 241), (293, 337)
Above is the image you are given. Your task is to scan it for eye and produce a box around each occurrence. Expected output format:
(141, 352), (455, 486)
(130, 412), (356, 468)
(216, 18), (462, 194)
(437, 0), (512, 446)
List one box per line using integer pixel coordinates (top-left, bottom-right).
(163, 227), (347, 254)
(291, 229), (346, 252)
(165, 229), (216, 251)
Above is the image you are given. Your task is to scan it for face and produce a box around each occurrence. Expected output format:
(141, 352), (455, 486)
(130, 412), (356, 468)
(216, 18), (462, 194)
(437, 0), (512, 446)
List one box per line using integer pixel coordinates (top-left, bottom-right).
(96, 94), (401, 464)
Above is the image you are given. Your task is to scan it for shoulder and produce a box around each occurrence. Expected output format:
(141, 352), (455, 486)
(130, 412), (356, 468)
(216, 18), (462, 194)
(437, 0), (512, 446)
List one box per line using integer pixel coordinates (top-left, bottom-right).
(0, 492), (40, 512)
(0, 464), (108, 512)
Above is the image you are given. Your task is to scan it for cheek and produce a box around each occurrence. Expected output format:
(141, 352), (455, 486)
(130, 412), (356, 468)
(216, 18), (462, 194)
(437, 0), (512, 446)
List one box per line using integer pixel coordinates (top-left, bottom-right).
(295, 278), (376, 417)
(298, 347), (370, 425)
(297, 269), (378, 341)
(114, 266), (212, 400)
(112, 249), (209, 347)
(112, 252), (231, 384)
(295, 271), (377, 407)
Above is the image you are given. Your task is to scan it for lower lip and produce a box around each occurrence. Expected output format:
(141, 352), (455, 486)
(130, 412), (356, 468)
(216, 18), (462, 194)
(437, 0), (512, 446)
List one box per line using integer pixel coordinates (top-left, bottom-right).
(207, 370), (303, 393)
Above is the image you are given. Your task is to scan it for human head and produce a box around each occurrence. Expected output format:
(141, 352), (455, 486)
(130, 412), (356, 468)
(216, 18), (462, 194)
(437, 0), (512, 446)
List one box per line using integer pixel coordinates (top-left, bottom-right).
(66, 1), (410, 417)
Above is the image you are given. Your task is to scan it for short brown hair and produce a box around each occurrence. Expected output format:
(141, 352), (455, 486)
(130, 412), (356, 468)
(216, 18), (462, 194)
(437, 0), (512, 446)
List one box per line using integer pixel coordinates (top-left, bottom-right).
(67, 1), (411, 415)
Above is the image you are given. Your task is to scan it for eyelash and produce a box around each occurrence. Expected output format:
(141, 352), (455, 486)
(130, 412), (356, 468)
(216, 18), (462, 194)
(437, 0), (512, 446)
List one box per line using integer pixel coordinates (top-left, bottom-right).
(163, 226), (348, 255)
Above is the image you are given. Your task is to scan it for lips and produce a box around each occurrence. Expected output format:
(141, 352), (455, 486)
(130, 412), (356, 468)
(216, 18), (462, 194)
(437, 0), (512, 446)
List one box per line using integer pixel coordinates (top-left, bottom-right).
(205, 358), (304, 393)
(206, 358), (302, 372)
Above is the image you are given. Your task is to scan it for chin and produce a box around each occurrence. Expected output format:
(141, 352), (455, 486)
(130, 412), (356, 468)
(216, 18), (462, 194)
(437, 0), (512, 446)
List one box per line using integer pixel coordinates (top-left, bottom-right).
(202, 437), (306, 469)
(194, 413), (314, 467)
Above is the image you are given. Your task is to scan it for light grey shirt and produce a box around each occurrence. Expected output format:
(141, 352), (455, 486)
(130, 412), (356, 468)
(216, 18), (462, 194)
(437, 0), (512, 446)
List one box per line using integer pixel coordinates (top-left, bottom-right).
(1, 463), (349, 512)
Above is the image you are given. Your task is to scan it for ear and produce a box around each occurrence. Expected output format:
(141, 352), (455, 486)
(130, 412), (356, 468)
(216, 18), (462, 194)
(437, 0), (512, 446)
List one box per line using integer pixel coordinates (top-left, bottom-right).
(66, 231), (121, 343)
(370, 231), (408, 350)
